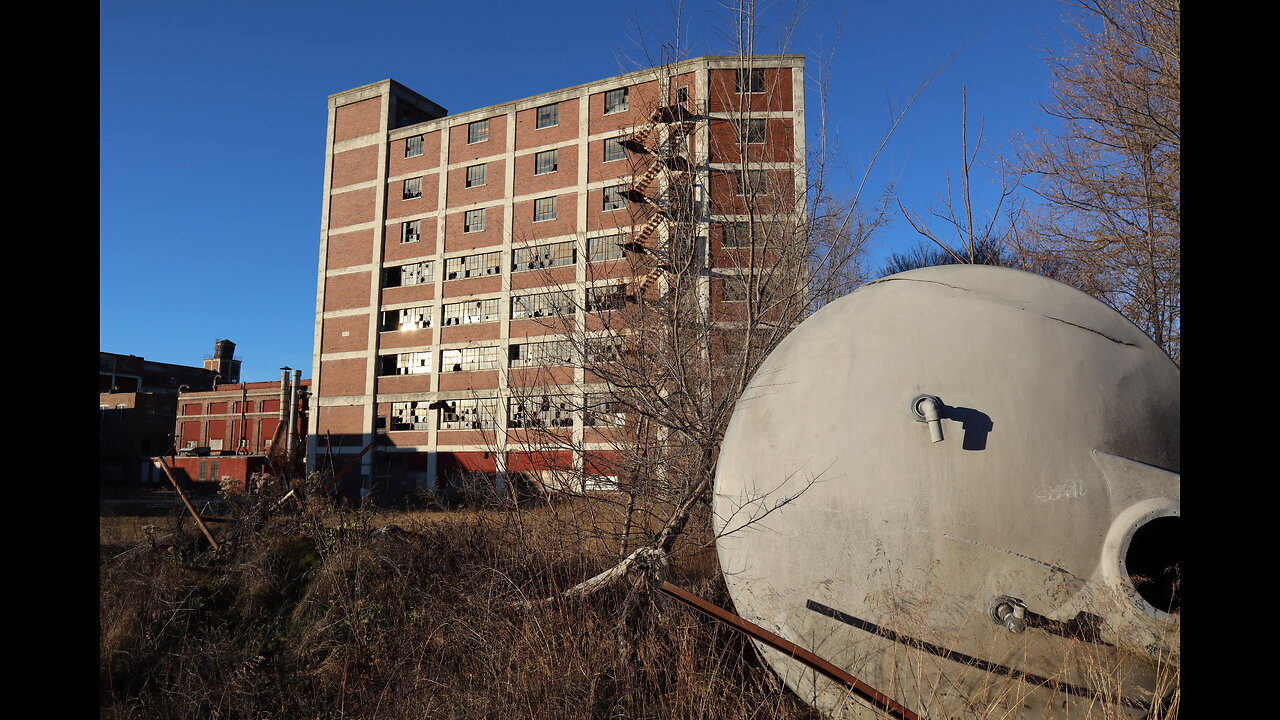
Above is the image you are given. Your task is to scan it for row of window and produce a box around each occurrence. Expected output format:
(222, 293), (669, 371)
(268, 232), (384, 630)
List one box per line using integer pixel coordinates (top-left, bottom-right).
(403, 72), (770, 160)
(381, 336), (623, 374)
(398, 184), (632, 226)
(390, 394), (625, 431)
(384, 237), (625, 288)
(379, 284), (631, 331)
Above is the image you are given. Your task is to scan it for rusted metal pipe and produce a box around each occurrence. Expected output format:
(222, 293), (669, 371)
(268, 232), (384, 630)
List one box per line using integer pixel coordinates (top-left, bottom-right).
(154, 457), (220, 551)
(658, 581), (921, 720)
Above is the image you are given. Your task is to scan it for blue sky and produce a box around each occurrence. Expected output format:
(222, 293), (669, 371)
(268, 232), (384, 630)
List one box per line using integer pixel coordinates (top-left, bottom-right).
(101, 0), (1075, 383)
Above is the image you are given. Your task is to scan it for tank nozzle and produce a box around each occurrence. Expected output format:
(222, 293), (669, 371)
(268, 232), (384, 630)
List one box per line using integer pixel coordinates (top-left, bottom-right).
(910, 394), (944, 443)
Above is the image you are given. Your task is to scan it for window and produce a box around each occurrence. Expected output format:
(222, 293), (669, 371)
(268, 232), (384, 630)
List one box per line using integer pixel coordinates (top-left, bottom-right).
(587, 284), (630, 312)
(400, 220), (420, 243)
(442, 298), (500, 325)
(722, 277), (749, 302)
(467, 119), (489, 144)
(466, 164), (487, 188)
(603, 137), (626, 162)
(509, 340), (574, 368)
(384, 261), (433, 287)
(441, 345), (500, 372)
(403, 176), (422, 199)
(438, 397), (498, 430)
(509, 395), (575, 428)
(405, 134), (425, 157)
(585, 334), (625, 364)
(604, 87), (628, 114)
(464, 208), (485, 233)
(585, 393), (626, 426)
(445, 251), (501, 280)
(736, 169), (767, 196)
(513, 241), (575, 272)
(511, 290), (575, 319)
(536, 103), (559, 129)
(534, 196), (557, 222)
(602, 185), (627, 211)
(534, 149), (558, 175)
(382, 305), (434, 331)
(390, 400), (432, 431)
(588, 234), (625, 262)
(380, 351), (432, 376)
(735, 69), (766, 93)
(676, 86), (689, 104)
(739, 119), (767, 144)
(721, 220), (785, 247)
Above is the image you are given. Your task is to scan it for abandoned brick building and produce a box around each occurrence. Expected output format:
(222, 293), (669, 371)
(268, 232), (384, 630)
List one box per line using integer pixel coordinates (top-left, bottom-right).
(311, 56), (806, 501)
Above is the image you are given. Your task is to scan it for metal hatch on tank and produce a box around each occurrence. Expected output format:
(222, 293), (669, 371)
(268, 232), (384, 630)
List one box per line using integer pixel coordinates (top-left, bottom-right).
(712, 265), (1179, 720)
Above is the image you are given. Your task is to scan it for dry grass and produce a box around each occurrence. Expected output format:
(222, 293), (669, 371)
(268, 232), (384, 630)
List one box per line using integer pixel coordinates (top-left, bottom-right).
(99, 494), (816, 720)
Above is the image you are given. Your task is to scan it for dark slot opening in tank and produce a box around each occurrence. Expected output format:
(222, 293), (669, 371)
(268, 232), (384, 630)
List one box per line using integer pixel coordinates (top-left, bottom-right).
(1125, 515), (1180, 614)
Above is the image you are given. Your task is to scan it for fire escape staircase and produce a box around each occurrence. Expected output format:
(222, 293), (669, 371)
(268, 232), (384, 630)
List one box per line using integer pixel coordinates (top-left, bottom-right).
(619, 102), (698, 297)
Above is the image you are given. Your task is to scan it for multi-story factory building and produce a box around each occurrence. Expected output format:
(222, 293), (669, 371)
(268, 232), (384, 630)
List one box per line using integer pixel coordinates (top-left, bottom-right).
(312, 55), (806, 500)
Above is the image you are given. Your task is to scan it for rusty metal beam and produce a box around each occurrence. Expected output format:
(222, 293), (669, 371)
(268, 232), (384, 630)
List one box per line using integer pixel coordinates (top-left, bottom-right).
(658, 581), (922, 720)
(154, 457), (221, 551)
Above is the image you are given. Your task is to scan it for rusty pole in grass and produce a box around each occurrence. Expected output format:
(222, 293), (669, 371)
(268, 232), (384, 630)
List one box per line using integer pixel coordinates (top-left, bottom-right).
(154, 457), (220, 551)
(658, 581), (921, 720)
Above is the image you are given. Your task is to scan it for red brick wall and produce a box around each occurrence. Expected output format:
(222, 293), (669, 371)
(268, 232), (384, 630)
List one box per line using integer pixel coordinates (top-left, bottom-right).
(334, 97), (383, 142)
(321, 314), (370, 354)
(329, 187), (376, 228)
(323, 273), (371, 312)
(318, 358), (367, 397)
(331, 144), (379, 188)
(326, 229), (375, 270)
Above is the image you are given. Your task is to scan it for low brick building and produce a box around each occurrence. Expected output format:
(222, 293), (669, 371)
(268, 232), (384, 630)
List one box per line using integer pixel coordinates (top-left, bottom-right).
(162, 370), (310, 491)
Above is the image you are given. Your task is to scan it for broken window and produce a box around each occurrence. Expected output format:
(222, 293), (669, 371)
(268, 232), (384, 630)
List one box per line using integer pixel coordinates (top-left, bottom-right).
(509, 340), (575, 368)
(380, 351), (432, 376)
(511, 290), (574, 319)
(513, 241), (575, 272)
(445, 251), (501, 280)
(584, 393), (626, 426)
(384, 260), (433, 287)
(604, 87), (628, 114)
(401, 220), (420, 243)
(464, 208), (486, 233)
(403, 176), (423, 199)
(585, 335), (625, 364)
(587, 284), (630, 312)
(602, 185), (627, 211)
(390, 400), (432, 431)
(442, 298), (500, 325)
(588, 234), (625, 262)
(381, 305), (434, 332)
(536, 103), (559, 129)
(405, 134), (424, 158)
(438, 397), (498, 430)
(509, 395), (575, 428)
(465, 163), (487, 188)
(534, 149), (558, 175)
(440, 345), (499, 373)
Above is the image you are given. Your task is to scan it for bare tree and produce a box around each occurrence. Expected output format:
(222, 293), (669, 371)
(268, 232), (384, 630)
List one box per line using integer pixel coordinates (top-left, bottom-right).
(490, 1), (944, 605)
(1010, 0), (1180, 362)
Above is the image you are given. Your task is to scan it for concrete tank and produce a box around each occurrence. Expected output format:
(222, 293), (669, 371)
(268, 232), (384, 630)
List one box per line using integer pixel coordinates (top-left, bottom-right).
(713, 265), (1178, 719)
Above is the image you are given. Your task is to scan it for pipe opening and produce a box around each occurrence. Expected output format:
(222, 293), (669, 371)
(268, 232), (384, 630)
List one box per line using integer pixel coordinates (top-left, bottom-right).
(1125, 515), (1179, 615)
